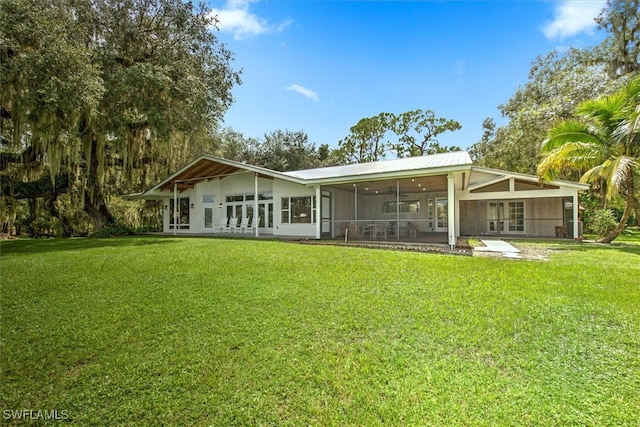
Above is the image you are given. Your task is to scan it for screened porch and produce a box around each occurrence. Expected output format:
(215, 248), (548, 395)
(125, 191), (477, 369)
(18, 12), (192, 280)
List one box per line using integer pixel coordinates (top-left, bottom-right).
(322, 175), (451, 243)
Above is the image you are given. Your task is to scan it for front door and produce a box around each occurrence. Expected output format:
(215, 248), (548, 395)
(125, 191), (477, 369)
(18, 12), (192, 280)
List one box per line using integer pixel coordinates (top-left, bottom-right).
(435, 198), (448, 232)
(321, 191), (331, 238)
(258, 201), (273, 233)
(203, 195), (216, 232)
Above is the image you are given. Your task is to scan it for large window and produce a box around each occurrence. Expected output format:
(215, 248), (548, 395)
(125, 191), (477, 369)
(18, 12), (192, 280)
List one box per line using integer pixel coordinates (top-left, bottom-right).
(281, 196), (316, 223)
(169, 197), (190, 229)
(383, 200), (421, 213)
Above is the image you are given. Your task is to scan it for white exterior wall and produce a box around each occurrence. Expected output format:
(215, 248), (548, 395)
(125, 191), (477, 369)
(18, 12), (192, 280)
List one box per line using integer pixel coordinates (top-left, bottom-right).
(272, 179), (317, 237)
(160, 172), (316, 238)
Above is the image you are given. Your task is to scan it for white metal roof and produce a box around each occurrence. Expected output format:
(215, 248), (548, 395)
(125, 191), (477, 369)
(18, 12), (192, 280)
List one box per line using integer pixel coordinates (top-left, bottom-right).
(283, 151), (473, 181)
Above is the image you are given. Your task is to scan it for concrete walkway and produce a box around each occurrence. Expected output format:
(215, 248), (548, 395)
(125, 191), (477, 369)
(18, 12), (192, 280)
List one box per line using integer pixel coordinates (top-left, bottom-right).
(474, 239), (522, 259)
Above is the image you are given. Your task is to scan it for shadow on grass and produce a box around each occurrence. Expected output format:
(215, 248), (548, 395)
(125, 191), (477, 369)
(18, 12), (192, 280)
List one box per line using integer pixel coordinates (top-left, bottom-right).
(569, 241), (640, 256)
(509, 237), (640, 257)
(0, 235), (180, 257)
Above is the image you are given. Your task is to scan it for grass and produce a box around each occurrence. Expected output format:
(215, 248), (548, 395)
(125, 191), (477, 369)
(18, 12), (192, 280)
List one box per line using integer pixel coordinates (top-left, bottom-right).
(1, 236), (639, 425)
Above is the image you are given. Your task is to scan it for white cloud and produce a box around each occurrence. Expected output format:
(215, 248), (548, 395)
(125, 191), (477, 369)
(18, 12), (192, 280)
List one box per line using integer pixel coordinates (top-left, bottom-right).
(209, 0), (292, 40)
(541, 0), (606, 41)
(285, 84), (319, 102)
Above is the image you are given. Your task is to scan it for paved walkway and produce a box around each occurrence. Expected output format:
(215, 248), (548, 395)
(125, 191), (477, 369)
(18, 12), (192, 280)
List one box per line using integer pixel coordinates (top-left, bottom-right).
(475, 239), (522, 259)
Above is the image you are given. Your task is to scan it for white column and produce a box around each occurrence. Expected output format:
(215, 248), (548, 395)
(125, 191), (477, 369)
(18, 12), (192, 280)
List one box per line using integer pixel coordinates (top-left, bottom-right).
(354, 184), (358, 228)
(447, 173), (456, 248)
(396, 180), (400, 238)
(254, 173), (259, 237)
(173, 182), (178, 236)
(315, 185), (321, 239)
(573, 192), (579, 238)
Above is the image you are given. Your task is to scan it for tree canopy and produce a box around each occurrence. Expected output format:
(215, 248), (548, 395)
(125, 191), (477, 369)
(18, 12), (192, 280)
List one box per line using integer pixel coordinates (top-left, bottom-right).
(337, 109), (461, 164)
(538, 76), (640, 243)
(1, 0), (241, 234)
(469, 0), (638, 175)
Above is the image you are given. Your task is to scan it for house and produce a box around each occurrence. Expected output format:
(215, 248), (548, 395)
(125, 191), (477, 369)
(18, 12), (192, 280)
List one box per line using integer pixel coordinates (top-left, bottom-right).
(130, 151), (589, 247)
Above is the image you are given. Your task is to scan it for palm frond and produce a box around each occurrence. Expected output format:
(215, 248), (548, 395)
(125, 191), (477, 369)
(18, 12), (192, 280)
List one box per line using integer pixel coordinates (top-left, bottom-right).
(613, 104), (640, 154)
(537, 141), (604, 181)
(577, 93), (627, 133)
(580, 164), (605, 184)
(596, 156), (638, 201)
(541, 120), (604, 152)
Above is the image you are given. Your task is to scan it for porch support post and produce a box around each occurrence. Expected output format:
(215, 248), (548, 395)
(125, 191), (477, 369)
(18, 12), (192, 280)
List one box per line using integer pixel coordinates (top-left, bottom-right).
(572, 192), (579, 239)
(315, 185), (321, 239)
(173, 182), (178, 236)
(447, 173), (456, 248)
(396, 180), (400, 239)
(354, 184), (358, 229)
(254, 173), (259, 237)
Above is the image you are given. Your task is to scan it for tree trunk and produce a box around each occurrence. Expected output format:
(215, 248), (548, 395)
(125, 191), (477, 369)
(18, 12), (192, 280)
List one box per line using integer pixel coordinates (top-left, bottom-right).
(597, 171), (635, 243)
(83, 133), (114, 230)
(44, 195), (72, 237)
(26, 198), (38, 237)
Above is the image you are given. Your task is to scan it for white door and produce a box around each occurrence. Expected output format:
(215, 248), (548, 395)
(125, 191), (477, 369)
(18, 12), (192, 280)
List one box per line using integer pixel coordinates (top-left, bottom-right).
(435, 198), (448, 232)
(258, 202), (273, 233)
(488, 201), (526, 234)
(203, 195), (215, 232)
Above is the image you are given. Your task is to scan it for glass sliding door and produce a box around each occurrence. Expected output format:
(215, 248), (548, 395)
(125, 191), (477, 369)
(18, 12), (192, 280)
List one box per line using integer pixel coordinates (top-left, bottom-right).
(488, 201), (525, 234)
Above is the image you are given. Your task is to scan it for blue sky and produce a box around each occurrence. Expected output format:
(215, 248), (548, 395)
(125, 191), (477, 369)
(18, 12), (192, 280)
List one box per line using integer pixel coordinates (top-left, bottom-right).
(207, 0), (607, 152)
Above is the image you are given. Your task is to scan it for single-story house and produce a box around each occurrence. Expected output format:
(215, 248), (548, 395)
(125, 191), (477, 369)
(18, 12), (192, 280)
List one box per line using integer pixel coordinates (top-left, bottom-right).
(130, 151), (589, 247)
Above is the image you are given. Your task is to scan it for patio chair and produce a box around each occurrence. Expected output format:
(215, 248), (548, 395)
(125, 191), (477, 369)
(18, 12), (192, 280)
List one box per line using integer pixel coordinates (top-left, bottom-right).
(229, 217), (238, 233)
(555, 225), (568, 237)
(219, 217), (230, 233)
(239, 217), (249, 233)
(373, 223), (387, 240)
(247, 216), (259, 234)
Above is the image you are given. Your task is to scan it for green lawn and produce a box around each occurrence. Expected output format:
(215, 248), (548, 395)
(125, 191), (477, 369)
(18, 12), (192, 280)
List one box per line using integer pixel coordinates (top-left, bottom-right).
(1, 236), (639, 425)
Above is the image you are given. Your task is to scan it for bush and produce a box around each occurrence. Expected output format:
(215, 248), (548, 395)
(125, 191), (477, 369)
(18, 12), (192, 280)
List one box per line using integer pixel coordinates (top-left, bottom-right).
(587, 209), (618, 237)
(90, 222), (136, 238)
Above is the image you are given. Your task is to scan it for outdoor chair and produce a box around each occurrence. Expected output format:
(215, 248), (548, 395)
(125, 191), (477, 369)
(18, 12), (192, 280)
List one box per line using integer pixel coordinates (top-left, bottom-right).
(239, 217), (249, 233)
(229, 217), (238, 233)
(555, 225), (568, 237)
(246, 216), (259, 234)
(219, 217), (230, 233)
(373, 223), (387, 240)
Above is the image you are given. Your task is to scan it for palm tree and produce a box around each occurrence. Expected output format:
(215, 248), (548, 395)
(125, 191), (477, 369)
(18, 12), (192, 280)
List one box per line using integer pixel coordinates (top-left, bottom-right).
(538, 77), (640, 243)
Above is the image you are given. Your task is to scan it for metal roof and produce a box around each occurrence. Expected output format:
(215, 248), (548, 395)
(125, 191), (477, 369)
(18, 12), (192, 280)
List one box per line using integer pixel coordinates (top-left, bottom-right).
(283, 151), (473, 181)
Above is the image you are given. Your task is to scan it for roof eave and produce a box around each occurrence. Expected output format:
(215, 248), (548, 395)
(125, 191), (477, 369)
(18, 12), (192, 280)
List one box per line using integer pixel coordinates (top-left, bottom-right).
(471, 166), (590, 190)
(301, 164), (473, 186)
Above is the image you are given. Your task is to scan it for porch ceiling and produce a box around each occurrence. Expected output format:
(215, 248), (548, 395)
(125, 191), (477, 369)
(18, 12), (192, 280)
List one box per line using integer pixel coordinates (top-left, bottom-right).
(328, 175), (447, 195)
(159, 158), (272, 192)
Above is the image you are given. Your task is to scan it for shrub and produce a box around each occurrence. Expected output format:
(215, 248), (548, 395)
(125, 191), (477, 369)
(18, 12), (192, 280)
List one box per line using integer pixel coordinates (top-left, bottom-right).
(90, 222), (136, 238)
(587, 209), (618, 237)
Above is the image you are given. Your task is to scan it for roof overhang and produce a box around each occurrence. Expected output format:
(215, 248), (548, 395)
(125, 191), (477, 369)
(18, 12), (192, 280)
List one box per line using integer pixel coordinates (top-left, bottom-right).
(470, 166), (590, 191)
(125, 155), (306, 199)
(301, 164), (472, 186)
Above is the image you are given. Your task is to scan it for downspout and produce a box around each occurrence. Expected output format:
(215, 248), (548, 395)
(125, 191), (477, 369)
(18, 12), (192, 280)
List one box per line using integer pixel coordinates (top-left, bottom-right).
(173, 182), (178, 236)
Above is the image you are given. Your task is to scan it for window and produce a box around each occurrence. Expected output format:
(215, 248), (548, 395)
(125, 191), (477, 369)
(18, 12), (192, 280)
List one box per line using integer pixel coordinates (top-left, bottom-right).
(169, 197), (190, 229)
(383, 200), (421, 213)
(281, 196), (316, 223)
